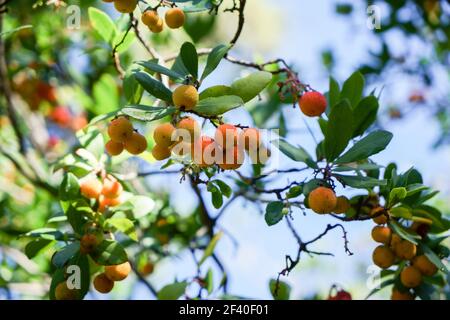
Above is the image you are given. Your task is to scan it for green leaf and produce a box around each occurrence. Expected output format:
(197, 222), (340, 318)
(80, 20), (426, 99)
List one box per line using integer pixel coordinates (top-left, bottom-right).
(213, 180), (232, 198)
(340, 71), (364, 108)
(112, 29), (135, 53)
(328, 76), (340, 108)
(59, 173), (80, 201)
(121, 105), (176, 122)
(180, 42), (198, 79)
(388, 220), (420, 245)
(25, 228), (64, 241)
(334, 174), (387, 189)
(286, 185), (303, 199)
(230, 71), (272, 103)
(389, 207), (412, 219)
(388, 187), (407, 207)
(324, 100), (353, 161)
(92, 73), (119, 114)
(134, 71), (173, 102)
(335, 130), (393, 164)
(90, 240), (128, 266)
(49, 268), (66, 300)
(123, 69), (144, 104)
(105, 217), (137, 241)
(157, 281), (188, 300)
(201, 44), (230, 80)
(352, 95), (379, 137)
(276, 139), (318, 168)
(65, 200), (92, 234)
(420, 243), (448, 273)
(365, 278), (395, 299)
(193, 95), (244, 116)
(25, 239), (54, 259)
(269, 279), (291, 300)
(207, 182), (223, 209)
(111, 195), (155, 219)
(52, 242), (80, 268)
(77, 127), (105, 160)
(205, 268), (214, 294)
(88, 7), (117, 43)
(199, 232), (223, 266)
(0, 25), (32, 38)
(265, 201), (285, 226)
(137, 61), (184, 80)
(199, 85), (233, 99)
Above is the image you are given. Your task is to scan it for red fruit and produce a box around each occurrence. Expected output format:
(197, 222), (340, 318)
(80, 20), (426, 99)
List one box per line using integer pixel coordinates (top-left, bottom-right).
(37, 82), (57, 103)
(192, 136), (216, 168)
(298, 91), (327, 117)
(50, 106), (72, 127)
(215, 124), (239, 150)
(328, 290), (352, 300)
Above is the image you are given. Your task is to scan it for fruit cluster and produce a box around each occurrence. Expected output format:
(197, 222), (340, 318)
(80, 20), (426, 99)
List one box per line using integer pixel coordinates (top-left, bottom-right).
(141, 7), (185, 33)
(93, 261), (132, 294)
(80, 174), (124, 213)
(370, 212), (437, 300)
(308, 186), (350, 215)
(106, 116), (148, 156)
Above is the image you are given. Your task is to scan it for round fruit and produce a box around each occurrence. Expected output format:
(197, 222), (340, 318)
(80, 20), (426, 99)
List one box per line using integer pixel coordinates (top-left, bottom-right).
(171, 141), (192, 157)
(149, 18), (164, 33)
(333, 196), (350, 214)
(395, 240), (417, 260)
(124, 132), (148, 155)
(80, 233), (99, 254)
(239, 128), (261, 151)
(101, 175), (123, 199)
(299, 91), (327, 117)
(154, 123), (176, 147)
(400, 266), (422, 288)
(55, 281), (78, 300)
(151, 144), (172, 161)
(105, 261), (131, 281)
(308, 187), (337, 214)
(114, 0), (137, 13)
(176, 117), (200, 143)
(372, 245), (395, 269)
(93, 273), (114, 294)
(192, 136), (216, 167)
(105, 140), (124, 156)
(391, 289), (414, 300)
(390, 233), (402, 249)
(371, 226), (392, 244)
(218, 146), (245, 171)
(108, 117), (134, 143)
(99, 195), (122, 213)
(370, 206), (388, 225)
(141, 10), (159, 27)
(80, 177), (103, 199)
(165, 8), (185, 29)
(172, 85), (199, 110)
(141, 262), (154, 276)
(215, 124), (239, 150)
(413, 255), (438, 276)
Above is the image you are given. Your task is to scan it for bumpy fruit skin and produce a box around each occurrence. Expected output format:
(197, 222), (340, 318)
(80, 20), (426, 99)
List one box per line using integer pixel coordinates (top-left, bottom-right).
(395, 240), (417, 260)
(372, 245), (395, 269)
(149, 18), (164, 33)
(124, 132), (148, 155)
(413, 255), (438, 276)
(401, 266), (422, 288)
(154, 123), (176, 147)
(101, 176), (123, 199)
(152, 144), (172, 161)
(80, 177), (103, 199)
(333, 196), (350, 214)
(215, 124), (239, 150)
(105, 140), (124, 156)
(165, 8), (185, 29)
(239, 128), (261, 151)
(105, 262), (131, 281)
(308, 187), (337, 214)
(218, 146), (245, 171)
(391, 289), (414, 300)
(370, 206), (388, 225)
(192, 136), (216, 167)
(299, 91), (327, 117)
(94, 273), (114, 294)
(80, 234), (99, 254)
(176, 117), (200, 143)
(141, 10), (159, 27)
(371, 226), (392, 244)
(55, 281), (78, 300)
(108, 117), (134, 143)
(173, 85), (199, 110)
(114, 0), (137, 13)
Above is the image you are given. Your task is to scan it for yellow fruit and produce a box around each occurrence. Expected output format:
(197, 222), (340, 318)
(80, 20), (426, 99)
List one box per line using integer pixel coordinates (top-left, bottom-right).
(80, 177), (103, 199)
(55, 281), (78, 300)
(239, 128), (261, 151)
(105, 262), (131, 281)
(141, 10), (159, 27)
(101, 176), (123, 199)
(124, 132), (148, 155)
(192, 136), (216, 167)
(165, 8), (185, 29)
(141, 262), (154, 276)
(299, 91), (327, 117)
(413, 255), (438, 276)
(390, 233), (402, 248)
(105, 140), (124, 156)
(151, 144), (172, 161)
(172, 85), (199, 110)
(333, 196), (350, 214)
(218, 146), (244, 171)
(108, 117), (134, 143)
(370, 206), (388, 225)
(176, 117), (200, 143)
(93, 273), (114, 294)
(371, 226), (392, 244)
(391, 289), (414, 300)
(400, 266), (422, 288)
(395, 240), (417, 260)
(372, 245), (395, 269)
(149, 18), (164, 33)
(308, 187), (337, 214)
(114, 0), (137, 14)
(154, 123), (176, 147)
(215, 124), (239, 150)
